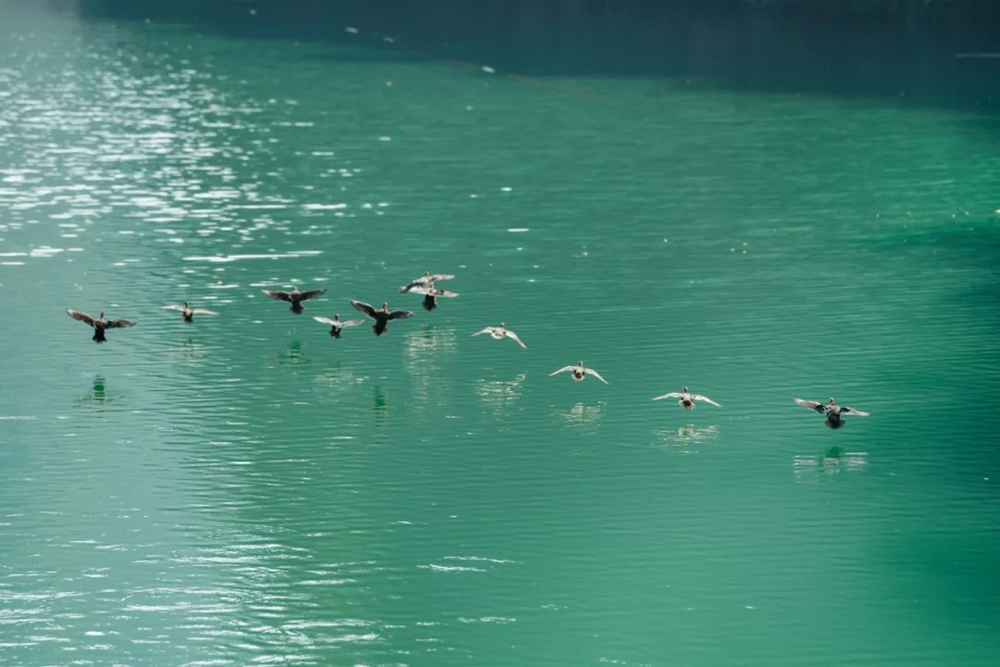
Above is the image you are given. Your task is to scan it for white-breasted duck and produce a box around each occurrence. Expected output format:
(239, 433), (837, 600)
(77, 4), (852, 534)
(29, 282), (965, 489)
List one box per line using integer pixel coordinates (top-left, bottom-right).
(312, 313), (366, 338)
(161, 301), (219, 323)
(405, 282), (459, 311)
(399, 271), (455, 293)
(550, 361), (608, 384)
(652, 387), (721, 409)
(472, 322), (526, 349)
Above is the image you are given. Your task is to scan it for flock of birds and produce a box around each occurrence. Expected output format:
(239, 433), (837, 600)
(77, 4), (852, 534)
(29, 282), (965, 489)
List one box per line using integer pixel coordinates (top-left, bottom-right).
(66, 270), (871, 430)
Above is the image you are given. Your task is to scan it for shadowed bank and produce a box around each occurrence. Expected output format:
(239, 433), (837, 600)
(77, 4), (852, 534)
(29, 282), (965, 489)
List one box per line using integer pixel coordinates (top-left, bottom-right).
(48, 0), (1000, 118)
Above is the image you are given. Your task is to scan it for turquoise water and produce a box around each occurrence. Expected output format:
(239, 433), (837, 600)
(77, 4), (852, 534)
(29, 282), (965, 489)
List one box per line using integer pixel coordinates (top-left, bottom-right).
(1, 2), (999, 665)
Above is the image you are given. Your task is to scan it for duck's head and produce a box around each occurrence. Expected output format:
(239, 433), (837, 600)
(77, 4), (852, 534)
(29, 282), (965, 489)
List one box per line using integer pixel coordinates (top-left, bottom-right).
(682, 386), (689, 393)
(828, 397), (836, 405)
(184, 301), (189, 308)
(423, 271), (430, 277)
(334, 313), (340, 320)
(381, 301), (389, 311)
(99, 311), (105, 319)
(499, 322), (505, 328)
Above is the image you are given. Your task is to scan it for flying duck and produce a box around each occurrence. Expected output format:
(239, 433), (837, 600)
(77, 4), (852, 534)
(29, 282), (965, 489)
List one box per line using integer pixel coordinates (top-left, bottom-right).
(472, 322), (526, 349)
(794, 397), (870, 429)
(550, 361), (608, 384)
(405, 282), (459, 311)
(161, 301), (219, 323)
(262, 286), (326, 314)
(399, 271), (456, 293)
(312, 313), (366, 338)
(67, 309), (135, 344)
(652, 387), (721, 409)
(350, 300), (415, 336)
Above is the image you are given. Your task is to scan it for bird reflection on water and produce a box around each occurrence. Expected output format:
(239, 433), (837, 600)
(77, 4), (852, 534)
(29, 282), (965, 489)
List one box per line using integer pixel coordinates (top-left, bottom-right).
(793, 446), (869, 480)
(312, 363), (360, 399)
(405, 325), (457, 361)
(405, 326), (457, 402)
(74, 375), (112, 409)
(653, 424), (719, 453)
(554, 401), (606, 435)
(475, 371), (526, 414)
(372, 385), (389, 424)
(276, 340), (309, 366)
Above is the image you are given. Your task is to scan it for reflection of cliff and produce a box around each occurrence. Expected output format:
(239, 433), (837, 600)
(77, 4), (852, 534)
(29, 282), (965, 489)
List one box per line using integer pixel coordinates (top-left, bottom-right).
(76, 0), (999, 118)
(80, 0), (1000, 29)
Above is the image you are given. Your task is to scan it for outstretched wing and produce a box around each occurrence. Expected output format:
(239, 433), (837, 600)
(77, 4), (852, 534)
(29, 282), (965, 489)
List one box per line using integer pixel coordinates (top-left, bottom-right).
(550, 366), (576, 376)
(67, 309), (96, 327)
(407, 285), (458, 297)
(584, 368), (609, 385)
(388, 309), (415, 320)
(263, 290), (292, 302)
(504, 330), (527, 349)
(472, 327), (494, 337)
(840, 406), (870, 417)
(652, 392), (683, 401)
(340, 318), (366, 328)
(693, 394), (722, 407)
(161, 304), (186, 312)
(191, 308), (218, 316)
(105, 318), (135, 329)
(298, 289), (326, 301)
(429, 273), (455, 282)
(793, 397), (825, 413)
(350, 300), (377, 318)
(313, 316), (337, 326)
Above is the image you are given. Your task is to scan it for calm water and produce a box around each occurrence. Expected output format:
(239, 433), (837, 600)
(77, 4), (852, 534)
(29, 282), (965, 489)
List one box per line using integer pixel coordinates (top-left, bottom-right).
(1, 2), (999, 665)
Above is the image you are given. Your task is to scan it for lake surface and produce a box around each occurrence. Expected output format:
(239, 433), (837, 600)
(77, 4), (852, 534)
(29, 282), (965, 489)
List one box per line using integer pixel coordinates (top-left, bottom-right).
(1, 2), (999, 665)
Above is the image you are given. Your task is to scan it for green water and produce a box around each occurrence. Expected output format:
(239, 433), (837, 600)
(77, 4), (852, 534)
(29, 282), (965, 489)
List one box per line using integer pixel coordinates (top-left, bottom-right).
(1, 2), (999, 665)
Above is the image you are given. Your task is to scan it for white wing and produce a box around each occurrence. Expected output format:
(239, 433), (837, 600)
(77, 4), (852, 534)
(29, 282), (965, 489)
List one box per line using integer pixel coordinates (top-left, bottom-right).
(339, 319), (366, 328)
(408, 286), (459, 297)
(584, 367), (609, 385)
(840, 406), (870, 417)
(504, 329), (527, 349)
(693, 394), (721, 407)
(652, 392), (683, 401)
(549, 365), (577, 376)
(161, 305), (186, 312)
(472, 327), (495, 337)
(313, 316), (337, 326)
(794, 397), (825, 413)
(191, 308), (218, 316)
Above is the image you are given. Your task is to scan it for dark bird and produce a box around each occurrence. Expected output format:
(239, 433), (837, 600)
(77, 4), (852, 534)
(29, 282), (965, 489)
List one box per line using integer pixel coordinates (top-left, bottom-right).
(312, 313), (366, 338)
(67, 309), (135, 344)
(399, 271), (456, 293)
(350, 300), (415, 336)
(794, 397), (870, 429)
(652, 387), (721, 409)
(262, 286), (326, 314)
(405, 282), (459, 311)
(161, 301), (218, 323)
